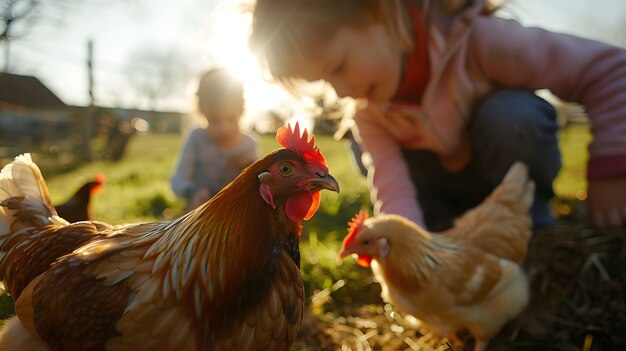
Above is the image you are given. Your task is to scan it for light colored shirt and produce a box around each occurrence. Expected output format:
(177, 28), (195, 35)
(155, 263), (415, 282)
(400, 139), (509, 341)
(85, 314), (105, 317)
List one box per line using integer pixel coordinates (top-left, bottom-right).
(171, 128), (258, 200)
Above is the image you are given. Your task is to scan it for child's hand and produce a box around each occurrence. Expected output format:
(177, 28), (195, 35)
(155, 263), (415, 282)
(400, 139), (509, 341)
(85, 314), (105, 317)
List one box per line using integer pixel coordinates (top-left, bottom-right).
(587, 176), (626, 228)
(385, 104), (470, 171)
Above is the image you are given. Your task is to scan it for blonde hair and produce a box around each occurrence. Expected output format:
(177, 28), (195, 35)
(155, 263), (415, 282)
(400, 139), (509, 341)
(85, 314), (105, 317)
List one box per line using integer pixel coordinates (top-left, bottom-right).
(249, 0), (414, 91)
(249, 0), (497, 125)
(196, 68), (244, 117)
(249, 0), (497, 92)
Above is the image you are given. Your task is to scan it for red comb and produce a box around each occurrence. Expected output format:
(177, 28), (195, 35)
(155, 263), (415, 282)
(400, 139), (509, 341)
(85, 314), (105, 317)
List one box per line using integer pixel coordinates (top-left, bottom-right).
(90, 173), (106, 193)
(276, 122), (327, 170)
(341, 211), (369, 248)
(95, 173), (106, 184)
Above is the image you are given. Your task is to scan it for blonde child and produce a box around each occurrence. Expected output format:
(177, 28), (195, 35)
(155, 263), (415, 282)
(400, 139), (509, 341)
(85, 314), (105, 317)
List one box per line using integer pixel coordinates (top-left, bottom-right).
(171, 68), (258, 211)
(249, 0), (626, 230)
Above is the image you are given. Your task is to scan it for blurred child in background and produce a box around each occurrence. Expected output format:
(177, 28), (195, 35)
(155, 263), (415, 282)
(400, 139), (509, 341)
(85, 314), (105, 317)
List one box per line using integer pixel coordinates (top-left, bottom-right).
(249, 0), (626, 230)
(171, 68), (258, 211)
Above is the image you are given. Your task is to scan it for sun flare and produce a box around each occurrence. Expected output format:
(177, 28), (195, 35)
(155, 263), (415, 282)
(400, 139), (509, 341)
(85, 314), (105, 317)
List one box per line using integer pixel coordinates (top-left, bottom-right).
(208, 5), (292, 121)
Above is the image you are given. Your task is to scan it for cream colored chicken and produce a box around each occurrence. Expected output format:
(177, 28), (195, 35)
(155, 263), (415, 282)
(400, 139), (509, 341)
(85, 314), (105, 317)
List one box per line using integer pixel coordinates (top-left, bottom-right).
(339, 162), (534, 351)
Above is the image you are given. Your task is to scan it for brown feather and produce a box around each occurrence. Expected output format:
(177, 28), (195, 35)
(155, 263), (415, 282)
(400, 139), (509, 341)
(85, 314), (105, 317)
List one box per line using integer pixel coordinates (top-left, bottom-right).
(0, 222), (111, 299)
(13, 274), (44, 344)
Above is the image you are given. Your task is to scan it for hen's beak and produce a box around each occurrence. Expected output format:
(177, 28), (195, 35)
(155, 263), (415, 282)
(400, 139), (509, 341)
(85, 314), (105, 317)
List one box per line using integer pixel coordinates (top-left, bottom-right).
(338, 246), (372, 267)
(338, 246), (352, 259)
(310, 173), (340, 193)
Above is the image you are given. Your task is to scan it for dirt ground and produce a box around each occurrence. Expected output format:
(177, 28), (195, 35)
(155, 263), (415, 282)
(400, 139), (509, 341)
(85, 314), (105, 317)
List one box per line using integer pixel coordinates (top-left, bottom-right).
(294, 201), (626, 351)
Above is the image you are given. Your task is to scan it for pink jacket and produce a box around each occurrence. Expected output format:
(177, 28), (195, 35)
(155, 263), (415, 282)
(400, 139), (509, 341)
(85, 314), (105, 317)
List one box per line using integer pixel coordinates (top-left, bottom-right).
(354, 1), (626, 226)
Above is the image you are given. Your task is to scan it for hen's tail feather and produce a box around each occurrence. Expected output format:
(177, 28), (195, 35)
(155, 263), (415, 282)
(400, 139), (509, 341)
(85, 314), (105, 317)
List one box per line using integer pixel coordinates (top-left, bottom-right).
(1, 154), (54, 208)
(450, 162), (534, 262)
(485, 162), (535, 213)
(0, 154), (68, 262)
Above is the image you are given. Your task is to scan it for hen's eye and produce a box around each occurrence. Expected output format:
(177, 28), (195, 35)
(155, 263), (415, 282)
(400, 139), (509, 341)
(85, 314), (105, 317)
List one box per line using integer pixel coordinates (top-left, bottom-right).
(363, 239), (370, 245)
(278, 163), (294, 176)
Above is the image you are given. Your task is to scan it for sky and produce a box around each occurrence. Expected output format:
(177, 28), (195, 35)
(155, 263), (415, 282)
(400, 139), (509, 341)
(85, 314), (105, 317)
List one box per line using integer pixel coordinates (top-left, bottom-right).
(3, 0), (625, 118)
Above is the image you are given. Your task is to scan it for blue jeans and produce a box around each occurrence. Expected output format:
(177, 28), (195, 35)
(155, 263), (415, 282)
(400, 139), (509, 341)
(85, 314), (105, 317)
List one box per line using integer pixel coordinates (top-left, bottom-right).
(402, 90), (561, 231)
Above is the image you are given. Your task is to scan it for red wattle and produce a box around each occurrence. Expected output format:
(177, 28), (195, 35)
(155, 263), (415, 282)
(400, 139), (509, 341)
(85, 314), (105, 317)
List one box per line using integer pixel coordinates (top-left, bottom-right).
(357, 255), (372, 267)
(303, 191), (320, 220)
(286, 191), (320, 222)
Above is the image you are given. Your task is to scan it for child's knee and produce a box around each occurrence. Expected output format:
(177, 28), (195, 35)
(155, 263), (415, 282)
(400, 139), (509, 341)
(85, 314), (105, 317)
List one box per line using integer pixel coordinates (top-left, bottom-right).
(471, 90), (561, 193)
(472, 90), (558, 143)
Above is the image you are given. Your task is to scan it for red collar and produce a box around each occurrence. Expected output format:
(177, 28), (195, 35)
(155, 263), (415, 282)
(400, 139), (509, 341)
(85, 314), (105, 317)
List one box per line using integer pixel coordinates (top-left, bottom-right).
(391, 3), (430, 104)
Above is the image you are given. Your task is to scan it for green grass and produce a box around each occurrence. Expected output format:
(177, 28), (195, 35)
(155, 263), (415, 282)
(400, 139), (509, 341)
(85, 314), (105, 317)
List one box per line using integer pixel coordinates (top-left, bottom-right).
(554, 123), (591, 199)
(42, 133), (186, 224)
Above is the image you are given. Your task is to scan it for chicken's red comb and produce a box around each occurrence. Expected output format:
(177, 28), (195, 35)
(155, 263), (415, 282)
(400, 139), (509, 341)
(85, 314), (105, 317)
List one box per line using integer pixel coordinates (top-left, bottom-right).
(90, 173), (106, 193)
(95, 173), (106, 184)
(341, 211), (369, 248)
(276, 122), (327, 170)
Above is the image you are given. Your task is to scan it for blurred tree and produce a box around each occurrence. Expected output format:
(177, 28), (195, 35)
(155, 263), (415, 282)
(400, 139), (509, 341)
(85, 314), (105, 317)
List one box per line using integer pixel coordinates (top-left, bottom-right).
(124, 44), (196, 111)
(0, 0), (78, 70)
(1, 0), (38, 42)
(1, 0), (37, 70)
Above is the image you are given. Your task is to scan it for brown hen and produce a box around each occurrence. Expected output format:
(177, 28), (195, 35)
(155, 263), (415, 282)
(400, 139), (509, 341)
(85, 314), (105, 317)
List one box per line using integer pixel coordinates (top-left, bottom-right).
(0, 123), (338, 351)
(54, 174), (105, 223)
